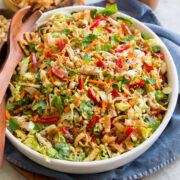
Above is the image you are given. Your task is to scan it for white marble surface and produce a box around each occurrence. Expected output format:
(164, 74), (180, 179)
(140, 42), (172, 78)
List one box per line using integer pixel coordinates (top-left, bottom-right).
(0, 0), (180, 179)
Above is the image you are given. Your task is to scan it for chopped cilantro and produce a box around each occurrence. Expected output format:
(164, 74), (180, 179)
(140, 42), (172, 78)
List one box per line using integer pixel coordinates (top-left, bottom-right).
(9, 118), (18, 132)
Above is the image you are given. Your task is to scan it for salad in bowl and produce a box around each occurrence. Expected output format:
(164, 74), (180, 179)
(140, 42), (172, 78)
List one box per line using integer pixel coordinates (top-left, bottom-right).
(5, 4), (178, 173)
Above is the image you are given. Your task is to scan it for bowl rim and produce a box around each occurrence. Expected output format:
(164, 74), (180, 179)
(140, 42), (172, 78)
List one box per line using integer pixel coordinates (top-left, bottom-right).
(6, 5), (179, 168)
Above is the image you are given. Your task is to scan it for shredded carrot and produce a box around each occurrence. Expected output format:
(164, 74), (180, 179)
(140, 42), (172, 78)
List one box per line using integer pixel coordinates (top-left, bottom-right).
(33, 115), (39, 122)
(6, 110), (11, 120)
(143, 65), (150, 77)
(20, 90), (25, 99)
(108, 80), (117, 86)
(49, 70), (54, 83)
(88, 79), (106, 86)
(129, 94), (138, 106)
(63, 56), (68, 62)
(13, 106), (27, 115)
(85, 40), (98, 52)
(64, 97), (80, 112)
(35, 95), (39, 100)
(73, 126), (79, 136)
(101, 100), (106, 113)
(68, 35), (73, 39)
(52, 128), (60, 133)
(37, 42), (44, 47)
(124, 85), (131, 95)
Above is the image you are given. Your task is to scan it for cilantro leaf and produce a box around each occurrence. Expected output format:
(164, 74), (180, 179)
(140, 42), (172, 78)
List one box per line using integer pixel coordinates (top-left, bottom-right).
(152, 45), (161, 53)
(143, 35), (153, 40)
(34, 123), (46, 131)
(32, 100), (47, 115)
(34, 72), (41, 83)
(115, 76), (130, 85)
(61, 29), (71, 36)
(52, 95), (64, 113)
(145, 77), (156, 84)
(144, 117), (160, 132)
(55, 142), (71, 159)
(80, 101), (93, 119)
(83, 53), (91, 63)
(69, 69), (77, 75)
(82, 34), (98, 48)
(112, 81), (122, 92)
(155, 90), (164, 101)
(92, 4), (118, 18)
(117, 17), (133, 24)
(9, 118), (18, 132)
(29, 44), (36, 53)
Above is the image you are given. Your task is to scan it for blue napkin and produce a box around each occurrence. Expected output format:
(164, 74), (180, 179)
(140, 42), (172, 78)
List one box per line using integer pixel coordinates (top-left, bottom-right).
(4, 0), (180, 179)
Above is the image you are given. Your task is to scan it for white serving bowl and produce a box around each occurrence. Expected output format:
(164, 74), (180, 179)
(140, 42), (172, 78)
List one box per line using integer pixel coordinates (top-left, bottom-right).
(6, 6), (179, 174)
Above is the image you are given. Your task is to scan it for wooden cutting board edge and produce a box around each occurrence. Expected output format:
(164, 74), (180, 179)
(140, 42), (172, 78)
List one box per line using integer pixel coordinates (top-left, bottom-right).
(8, 160), (55, 180)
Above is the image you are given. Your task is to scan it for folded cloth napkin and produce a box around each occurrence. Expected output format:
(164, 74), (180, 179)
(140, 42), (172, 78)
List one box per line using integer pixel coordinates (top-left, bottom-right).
(4, 0), (180, 179)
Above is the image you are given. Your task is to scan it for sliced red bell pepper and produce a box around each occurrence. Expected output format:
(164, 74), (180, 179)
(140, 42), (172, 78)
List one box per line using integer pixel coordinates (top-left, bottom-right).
(122, 22), (132, 35)
(87, 115), (100, 131)
(78, 75), (84, 90)
(115, 44), (131, 53)
(37, 117), (58, 124)
(30, 54), (38, 72)
(66, 20), (71, 25)
(88, 88), (102, 106)
(152, 53), (164, 59)
(96, 60), (105, 67)
(111, 89), (121, 97)
(58, 40), (65, 51)
(149, 110), (161, 116)
(90, 20), (100, 31)
(91, 135), (98, 142)
(61, 126), (71, 136)
(51, 67), (66, 80)
(129, 80), (145, 89)
(102, 27), (112, 33)
(115, 57), (122, 73)
(145, 65), (154, 70)
(117, 127), (134, 144)
(46, 51), (54, 58)
(95, 14), (108, 21)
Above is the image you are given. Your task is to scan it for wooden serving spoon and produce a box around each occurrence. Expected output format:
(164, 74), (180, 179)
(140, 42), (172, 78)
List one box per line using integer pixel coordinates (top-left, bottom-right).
(0, 6), (42, 104)
(0, 7), (42, 167)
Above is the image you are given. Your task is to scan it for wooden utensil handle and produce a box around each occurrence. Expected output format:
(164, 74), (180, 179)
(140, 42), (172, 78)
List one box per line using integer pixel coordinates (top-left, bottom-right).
(0, 52), (21, 104)
(0, 96), (6, 167)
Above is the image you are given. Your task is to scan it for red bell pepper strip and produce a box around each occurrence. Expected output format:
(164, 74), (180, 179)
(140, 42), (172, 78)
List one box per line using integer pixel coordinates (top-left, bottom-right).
(102, 27), (112, 33)
(95, 14), (108, 21)
(115, 57), (122, 73)
(117, 127), (134, 144)
(30, 54), (38, 72)
(96, 60), (105, 67)
(46, 51), (53, 58)
(91, 135), (98, 142)
(61, 126), (71, 136)
(152, 53), (164, 59)
(78, 75), (84, 90)
(66, 20), (71, 25)
(149, 110), (161, 116)
(122, 22), (132, 35)
(88, 88), (102, 106)
(115, 44), (131, 53)
(58, 40), (65, 51)
(87, 115), (100, 131)
(37, 117), (58, 124)
(145, 65), (154, 70)
(111, 89), (121, 97)
(90, 20), (100, 31)
(129, 80), (145, 89)
(51, 68), (66, 80)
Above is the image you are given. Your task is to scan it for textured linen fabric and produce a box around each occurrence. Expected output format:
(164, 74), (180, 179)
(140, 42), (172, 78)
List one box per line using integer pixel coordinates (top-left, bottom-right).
(4, 0), (180, 179)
